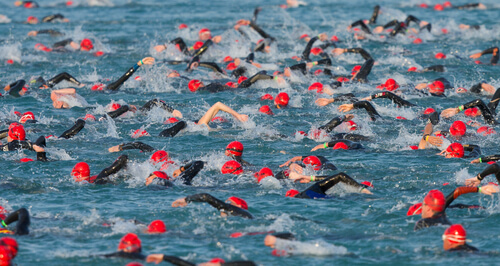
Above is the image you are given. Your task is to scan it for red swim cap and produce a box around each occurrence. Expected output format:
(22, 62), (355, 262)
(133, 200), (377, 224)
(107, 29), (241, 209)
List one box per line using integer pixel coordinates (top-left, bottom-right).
(446, 143), (464, 158)
(441, 28), (448, 34)
(192, 41), (204, 50)
(259, 105), (274, 115)
(178, 23), (188, 29)
(419, 3), (428, 8)
(209, 258), (226, 263)
(72, 162), (90, 180)
(226, 62), (237, 70)
(286, 189), (300, 197)
(409, 145), (418, 150)
(351, 65), (361, 75)
(6, 60), (13, 64)
(131, 129), (149, 138)
(408, 66), (418, 72)
(151, 150), (168, 164)
(413, 38), (423, 44)
(308, 82), (323, 93)
(275, 92), (289, 108)
(147, 220), (166, 233)
(377, 78), (399, 91)
(20, 158), (33, 162)
(361, 181), (373, 188)
(299, 34), (309, 39)
(27, 16), (38, 24)
(346, 120), (358, 131)
(227, 196), (248, 210)
(314, 69), (323, 76)
(237, 76), (248, 84)
(226, 141), (243, 157)
(423, 107), (436, 115)
(0, 237), (18, 258)
(0, 246), (12, 266)
(211, 116), (228, 123)
(34, 43), (52, 52)
(434, 3), (444, 11)
(8, 125), (25, 141)
(333, 142), (349, 150)
(221, 160), (243, 175)
(118, 233), (141, 253)
(91, 83), (104, 91)
(19, 111), (35, 123)
(224, 81), (236, 88)
(126, 263), (143, 266)
(311, 47), (323, 55)
(254, 167), (274, 183)
(110, 103), (121, 111)
(84, 114), (96, 121)
(80, 39), (93, 51)
(443, 224), (467, 244)
(435, 52), (446, 59)
(449, 121), (466, 136)
(337, 77), (350, 83)
(443, 1), (452, 8)
(407, 202), (423, 216)
(464, 107), (479, 117)
(188, 79), (202, 92)
(477, 126), (496, 136)
(165, 117), (179, 124)
(0, 206), (6, 220)
(153, 171), (169, 180)
(223, 56), (233, 62)
(331, 35), (339, 42)
(94, 51), (104, 57)
(423, 190), (446, 212)
(261, 94), (274, 100)
(302, 155), (322, 170)
(396, 116), (407, 120)
(198, 28), (212, 40)
(428, 81), (445, 94)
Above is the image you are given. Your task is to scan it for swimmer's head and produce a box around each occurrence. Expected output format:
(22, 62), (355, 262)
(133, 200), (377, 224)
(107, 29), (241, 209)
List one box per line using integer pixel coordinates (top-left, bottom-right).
(449, 121), (466, 137)
(332, 142), (349, 150)
(226, 196), (248, 210)
(150, 150), (169, 164)
(445, 143), (464, 158)
(302, 155), (322, 170)
(225, 141), (243, 157)
(407, 202), (423, 216)
(192, 41), (204, 50)
(118, 233), (141, 253)
(464, 107), (480, 117)
(8, 125), (25, 141)
(145, 171), (169, 186)
(71, 162), (90, 182)
(237, 76), (248, 84)
(423, 190), (446, 216)
(377, 78), (399, 91)
(275, 92), (289, 109)
(0, 237), (18, 258)
(346, 120), (358, 131)
(308, 82), (323, 93)
(188, 79), (203, 92)
(147, 220), (167, 234)
(428, 81), (445, 95)
(259, 105), (274, 115)
(221, 160), (243, 175)
(423, 107), (436, 115)
(19, 111), (35, 123)
(0, 246), (12, 266)
(226, 62), (237, 70)
(110, 103), (121, 111)
(198, 28), (212, 40)
(254, 167), (274, 183)
(26, 16), (38, 24)
(53, 100), (69, 109)
(351, 65), (361, 75)
(285, 189), (300, 197)
(80, 39), (93, 51)
(443, 224), (467, 250)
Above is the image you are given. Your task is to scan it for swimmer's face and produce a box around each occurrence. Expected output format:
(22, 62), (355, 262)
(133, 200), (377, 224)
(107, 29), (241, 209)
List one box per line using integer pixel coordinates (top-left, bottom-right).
(199, 31), (212, 41)
(145, 174), (156, 186)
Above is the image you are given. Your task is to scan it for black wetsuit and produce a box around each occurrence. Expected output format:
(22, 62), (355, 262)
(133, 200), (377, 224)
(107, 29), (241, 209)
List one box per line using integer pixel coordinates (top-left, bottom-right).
(475, 47), (499, 64)
(293, 172), (365, 199)
(350, 101), (381, 121)
(159, 121), (187, 137)
(475, 162), (500, 182)
(102, 251), (146, 260)
(33, 72), (82, 88)
(1, 136), (47, 161)
(232, 155), (251, 166)
(177, 161), (204, 185)
(33, 29), (64, 36)
(83, 155), (128, 184)
(475, 155), (500, 164)
(42, 14), (66, 23)
(115, 142), (155, 153)
(323, 139), (363, 150)
(59, 119), (85, 139)
(1, 208), (30, 235)
(140, 99), (175, 113)
(448, 244), (479, 252)
(154, 255), (256, 266)
(414, 186), (482, 230)
(368, 92), (416, 107)
(184, 193), (253, 219)
(461, 99), (497, 125)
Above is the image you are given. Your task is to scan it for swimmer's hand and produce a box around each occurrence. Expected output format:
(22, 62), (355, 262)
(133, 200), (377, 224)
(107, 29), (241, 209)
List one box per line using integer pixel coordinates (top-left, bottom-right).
(139, 57), (155, 66)
(146, 254), (165, 264)
(212, 35), (222, 43)
(469, 52), (482, 59)
(289, 171), (309, 183)
(470, 158), (481, 164)
(338, 104), (354, 112)
(154, 45), (166, 52)
(27, 30), (38, 36)
(289, 163), (303, 175)
(172, 169), (182, 178)
(415, 83), (428, 90)
(235, 114), (248, 123)
(311, 144), (325, 152)
(482, 83), (495, 94)
(108, 145), (121, 152)
(426, 136), (443, 147)
(172, 198), (188, 207)
(440, 107), (459, 118)
(33, 144), (44, 153)
(331, 48), (345, 56)
(465, 176), (481, 187)
(361, 188), (372, 194)
(279, 156), (301, 167)
(315, 98), (334, 106)
(172, 110), (183, 118)
(479, 183), (499, 195)
(372, 26), (383, 34)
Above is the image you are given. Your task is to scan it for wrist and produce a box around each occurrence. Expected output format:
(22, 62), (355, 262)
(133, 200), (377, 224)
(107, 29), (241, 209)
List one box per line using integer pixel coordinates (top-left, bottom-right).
(311, 175), (314, 182)
(323, 142), (328, 148)
(423, 134), (430, 141)
(312, 61), (317, 66)
(479, 157), (482, 163)
(477, 174), (483, 181)
(478, 186), (482, 193)
(1, 220), (6, 228)
(458, 105), (464, 112)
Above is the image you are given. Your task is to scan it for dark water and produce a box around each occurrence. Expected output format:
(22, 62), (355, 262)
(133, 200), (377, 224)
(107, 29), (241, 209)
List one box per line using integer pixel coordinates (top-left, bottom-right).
(1, 0), (500, 265)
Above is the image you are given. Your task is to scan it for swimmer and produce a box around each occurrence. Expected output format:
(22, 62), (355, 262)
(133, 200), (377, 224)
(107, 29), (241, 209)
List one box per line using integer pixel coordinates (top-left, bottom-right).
(102, 233), (146, 260)
(71, 155), (128, 184)
(225, 141), (251, 166)
(91, 57), (155, 91)
(442, 224), (478, 252)
(0, 207), (30, 235)
(172, 193), (253, 219)
(1, 123), (47, 161)
(285, 172), (372, 198)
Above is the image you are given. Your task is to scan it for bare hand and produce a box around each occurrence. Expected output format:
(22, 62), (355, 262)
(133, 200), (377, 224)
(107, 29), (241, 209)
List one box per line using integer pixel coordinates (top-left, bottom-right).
(427, 136), (443, 147)
(344, 114), (354, 121)
(236, 19), (250, 26)
(415, 83), (428, 90)
(440, 108), (459, 118)
(154, 45), (166, 52)
(289, 163), (303, 175)
(318, 33), (327, 42)
(361, 188), (372, 194)
(332, 48), (345, 56)
(264, 235), (277, 247)
(141, 57), (155, 65)
(108, 145), (121, 152)
(469, 52), (482, 59)
(470, 158), (480, 164)
(372, 26), (383, 34)
(480, 184), (499, 195)
(311, 144), (324, 152)
(315, 98), (333, 107)
(236, 114), (249, 123)
(172, 169), (182, 178)
(146, 254), (165, 264)
(212, 35), (222, 43)
(27, 31), (38, 36)
(172, 198), (188, 207)
(338, 104), (354, 112)
(465, 177), (481, 187)
(172, 110), (183, 118)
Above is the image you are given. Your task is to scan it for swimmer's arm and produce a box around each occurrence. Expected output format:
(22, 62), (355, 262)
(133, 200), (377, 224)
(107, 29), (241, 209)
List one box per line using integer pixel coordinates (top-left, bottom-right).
(472, 154), (500, 164)
(107, 57), (155, 91)
(109, 142), (155, 153)
(146, 254), (195, 266)
(94, 155), (128, 183)
(418, 122), (442, 149)
(279, 156), (302, 167)
(466, 163), (500, 186)
(463, 144), (481, 158)
(349, 20), (371, 34)
(344, 48), (372, 60)
(315, 98), (334, 107)
(249, 21), (274, 40)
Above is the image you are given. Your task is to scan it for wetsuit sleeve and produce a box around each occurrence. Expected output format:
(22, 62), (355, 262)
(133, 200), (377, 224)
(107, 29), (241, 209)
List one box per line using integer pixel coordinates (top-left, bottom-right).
(192, 39), (213, 58)
(479, 47), (499, 64)
(369, 92), (416, 107)
(463, 144), (481, 158)
(368, 5), (380, 24)
(178, 161), (204, 185)
(37, 29), (63, 36)
(161, 255), (195, 266)
(185, 193), (253, 219)
(383, 19), (399, 29)
(7, 140), (35, 151)
(198, 62), (225, 74)
(0, 129), (8, 140)
(42, 14), (64, 23)
(170, 37), (189, 55)
(238, 72), (273, 88)
(119, 142), (155, 152)
(204, 83), (232, 92)
(106, 63), (141, 91)
(302, 36), (319, 62)
(46, 72), (82, 88)
(463, 99), (496, 124)
(350, 20), (371, 34)
(345, 48), (372, 60)
(102, 251), (146, 260)
(390, 23), (406, 37)
(140, 99), (175, 113)
(94, 155), (128, 184)
(106, 105), (130, 119)
(317, 58), (332, 66)
(354, 59), (374, 83)
(318, 115), (348, 133)
(445, 187), (479, 209)
(299, 172), (364, 198)
(249, 21), (275, 41)
(53, 38), (73, 48)
(476, 163), (500, 182)
(353, 101), (380, 121)
(59, 119), (85, 139)
(289, 63), (307, 75)
(487, 88), (500, 113)
(2, 208), (30, 235)
(478, 154), (500, 163)
(404, 15), (421, 27)
(159, 121), (187, 137)
(454, 3), (481, 9)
